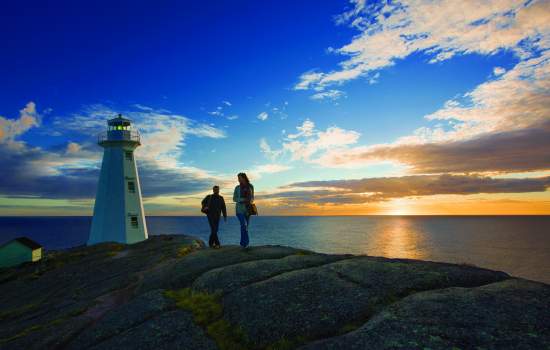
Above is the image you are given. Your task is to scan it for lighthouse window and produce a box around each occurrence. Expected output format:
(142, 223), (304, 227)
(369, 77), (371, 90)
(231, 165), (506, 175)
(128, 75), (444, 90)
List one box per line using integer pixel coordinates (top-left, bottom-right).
(130, 216), (139, 228)
(125, 151), (133, 160)
(127, 181), (136, 193)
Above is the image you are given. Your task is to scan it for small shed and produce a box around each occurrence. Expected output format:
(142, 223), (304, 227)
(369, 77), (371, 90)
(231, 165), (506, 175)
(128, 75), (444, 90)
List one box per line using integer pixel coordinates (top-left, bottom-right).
(0, 237), (43, 268)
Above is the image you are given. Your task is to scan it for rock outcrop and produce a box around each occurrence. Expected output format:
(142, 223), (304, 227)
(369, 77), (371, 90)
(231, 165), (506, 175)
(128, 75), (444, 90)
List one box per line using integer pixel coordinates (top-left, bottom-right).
(0, 235), (548, 349)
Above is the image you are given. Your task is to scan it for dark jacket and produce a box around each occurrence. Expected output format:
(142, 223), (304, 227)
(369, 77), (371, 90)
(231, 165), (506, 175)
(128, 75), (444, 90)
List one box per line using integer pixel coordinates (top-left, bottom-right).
(202, 194), (227, 219)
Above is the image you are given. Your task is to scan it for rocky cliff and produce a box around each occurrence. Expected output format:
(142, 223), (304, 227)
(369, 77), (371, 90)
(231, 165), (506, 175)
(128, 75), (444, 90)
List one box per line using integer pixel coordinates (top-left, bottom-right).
(0, 235), (548, 349)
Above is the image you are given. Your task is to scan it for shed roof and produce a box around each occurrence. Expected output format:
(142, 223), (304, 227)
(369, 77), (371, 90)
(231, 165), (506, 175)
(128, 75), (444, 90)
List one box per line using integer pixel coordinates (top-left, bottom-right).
(0, 237), (43, 250)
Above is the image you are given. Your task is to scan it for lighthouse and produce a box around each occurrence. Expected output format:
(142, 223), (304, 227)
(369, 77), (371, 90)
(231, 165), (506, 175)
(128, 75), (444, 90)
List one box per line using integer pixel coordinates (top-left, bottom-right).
(88, 114), (148, 245)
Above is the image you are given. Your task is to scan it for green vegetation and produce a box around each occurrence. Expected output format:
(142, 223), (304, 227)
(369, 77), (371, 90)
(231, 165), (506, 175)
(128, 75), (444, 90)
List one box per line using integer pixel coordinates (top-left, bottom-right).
(165, 288), (222, 325)
(207, 319), (249, 350)
(177, 245), (196, 258)
(165, 288), (250, 350)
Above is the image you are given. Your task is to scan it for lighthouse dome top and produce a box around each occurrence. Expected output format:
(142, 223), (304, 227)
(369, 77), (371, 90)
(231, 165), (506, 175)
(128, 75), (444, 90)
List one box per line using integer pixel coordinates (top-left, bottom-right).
(108, 114), (132, 128)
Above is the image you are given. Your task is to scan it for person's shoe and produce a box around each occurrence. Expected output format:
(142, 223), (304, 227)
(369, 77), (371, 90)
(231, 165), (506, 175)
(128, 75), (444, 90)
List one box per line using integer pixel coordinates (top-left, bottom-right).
(214, 244), (221, 249)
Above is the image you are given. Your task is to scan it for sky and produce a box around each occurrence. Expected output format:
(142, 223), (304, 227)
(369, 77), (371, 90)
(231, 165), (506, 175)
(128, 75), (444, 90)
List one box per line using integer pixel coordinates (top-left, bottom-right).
(1, 0), (549, 216)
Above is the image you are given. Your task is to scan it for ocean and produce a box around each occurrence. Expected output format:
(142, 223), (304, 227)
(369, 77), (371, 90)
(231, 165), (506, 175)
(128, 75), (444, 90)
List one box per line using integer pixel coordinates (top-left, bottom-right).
(1, 216), (549, 284)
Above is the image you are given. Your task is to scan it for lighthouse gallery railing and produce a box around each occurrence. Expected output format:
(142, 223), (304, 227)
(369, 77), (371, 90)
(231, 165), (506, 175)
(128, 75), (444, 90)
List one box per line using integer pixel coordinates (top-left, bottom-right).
(98, 130), (141, 144)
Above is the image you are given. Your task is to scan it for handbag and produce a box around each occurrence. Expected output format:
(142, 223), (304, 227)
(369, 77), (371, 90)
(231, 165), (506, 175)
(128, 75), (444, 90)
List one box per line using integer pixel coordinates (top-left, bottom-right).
(246, 202), (258, 216)
(201, 195), (212, 214)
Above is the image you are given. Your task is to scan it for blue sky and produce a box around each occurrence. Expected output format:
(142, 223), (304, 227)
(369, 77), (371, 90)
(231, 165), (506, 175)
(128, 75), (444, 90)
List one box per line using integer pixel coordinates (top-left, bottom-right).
(1, 0), (549, 215)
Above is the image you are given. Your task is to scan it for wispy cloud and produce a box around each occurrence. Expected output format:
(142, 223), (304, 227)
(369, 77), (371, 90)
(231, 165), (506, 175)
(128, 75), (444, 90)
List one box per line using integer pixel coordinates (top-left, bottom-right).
(297, 0), (550, 91)
(310, 89), (346, 101)
(259, 138), (283, 160)
(248, 163), (292, 180)
(207, 100), (237, 120)
(287, 0), (550, 176)
(257, 111), (269, 121)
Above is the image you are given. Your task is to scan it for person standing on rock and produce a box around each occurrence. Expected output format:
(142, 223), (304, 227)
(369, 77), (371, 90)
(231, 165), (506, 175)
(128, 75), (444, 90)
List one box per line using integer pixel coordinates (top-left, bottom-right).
(233, 172), (254, 248)
(201, 185), (227, 248)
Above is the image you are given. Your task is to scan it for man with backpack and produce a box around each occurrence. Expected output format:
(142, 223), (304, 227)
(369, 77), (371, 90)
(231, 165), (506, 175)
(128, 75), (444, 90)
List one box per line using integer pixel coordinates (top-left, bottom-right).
(201, 185), (227, 248)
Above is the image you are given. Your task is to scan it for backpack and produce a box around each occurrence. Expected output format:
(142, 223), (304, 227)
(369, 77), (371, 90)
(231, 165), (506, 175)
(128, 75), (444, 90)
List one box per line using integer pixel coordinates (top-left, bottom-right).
(201, 195), (212, 214)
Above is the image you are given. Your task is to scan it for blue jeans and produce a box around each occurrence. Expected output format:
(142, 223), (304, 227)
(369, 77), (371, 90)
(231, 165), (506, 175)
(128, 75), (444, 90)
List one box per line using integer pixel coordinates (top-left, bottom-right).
(236, 213), (250, 247)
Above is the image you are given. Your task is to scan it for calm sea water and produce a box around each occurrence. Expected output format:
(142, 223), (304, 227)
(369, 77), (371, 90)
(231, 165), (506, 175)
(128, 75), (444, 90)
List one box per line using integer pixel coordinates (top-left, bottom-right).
(1, 216), (549, 284)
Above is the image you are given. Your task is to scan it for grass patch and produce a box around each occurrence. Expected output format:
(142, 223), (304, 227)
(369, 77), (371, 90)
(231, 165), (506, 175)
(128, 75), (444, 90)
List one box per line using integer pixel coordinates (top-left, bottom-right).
(177, 245), (196, 258)
(207, 319), (249, 350)
(165, 288), (222, 325)
(165, 288), (250, 350)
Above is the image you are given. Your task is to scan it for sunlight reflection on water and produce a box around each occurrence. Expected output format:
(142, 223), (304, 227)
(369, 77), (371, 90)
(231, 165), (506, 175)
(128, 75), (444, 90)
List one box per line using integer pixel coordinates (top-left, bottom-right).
(368, 217), (429, 260)
(0, 216), (549, 283)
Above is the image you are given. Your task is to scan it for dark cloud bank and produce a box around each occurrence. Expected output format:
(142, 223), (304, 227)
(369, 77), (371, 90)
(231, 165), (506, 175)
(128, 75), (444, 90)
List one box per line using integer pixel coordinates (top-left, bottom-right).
(0, 144), (213, 199)
(264, 174), (550, 204)
(328, 120), (550, 174)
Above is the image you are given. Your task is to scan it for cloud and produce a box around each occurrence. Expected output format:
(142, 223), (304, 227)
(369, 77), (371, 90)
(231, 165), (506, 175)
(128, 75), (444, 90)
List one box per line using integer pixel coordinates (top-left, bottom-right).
(258, 119), (362, 163)
(418, 51), (550, 140)
(208, 101), (235, 118)
(296, 0), (550, 91)
(291, 174), (550, 196)
(0, 143), (100, 199)
(287, 119), (315, 139)
(53, 104), (225, 166)
(208, 109), (224, 117)
(0, 102), (40, 144)
(259, 189), (365, 205)
(66, 142), (82, 154)
(282, 119), (361, 161)
(0, 142), (217, 199)
(317, 120), (550, 173)
(262, 174), (550, 205)
(133, 104), (155, 111)
(287, 1), (550, 174)
(310, 89), (345, 101)
(259, 138), (283, 160)
(248, 163), (292, 180)
(257, 111), (269, 121)
(0, 103), (227, 200)
(493, 66), (506, 76)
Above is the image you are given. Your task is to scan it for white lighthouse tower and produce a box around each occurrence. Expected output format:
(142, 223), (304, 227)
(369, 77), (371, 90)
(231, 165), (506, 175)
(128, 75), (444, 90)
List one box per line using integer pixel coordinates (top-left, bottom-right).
(88, 114), (148, 245)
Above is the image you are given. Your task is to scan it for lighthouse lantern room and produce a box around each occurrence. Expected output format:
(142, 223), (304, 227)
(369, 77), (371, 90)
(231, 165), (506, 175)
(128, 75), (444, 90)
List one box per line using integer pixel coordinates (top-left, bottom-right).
(88, 114), (148, 245)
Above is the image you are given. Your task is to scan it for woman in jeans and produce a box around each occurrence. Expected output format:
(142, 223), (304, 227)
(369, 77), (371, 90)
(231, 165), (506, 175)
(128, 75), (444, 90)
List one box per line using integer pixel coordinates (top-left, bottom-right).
(233, 172), (254, 248)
